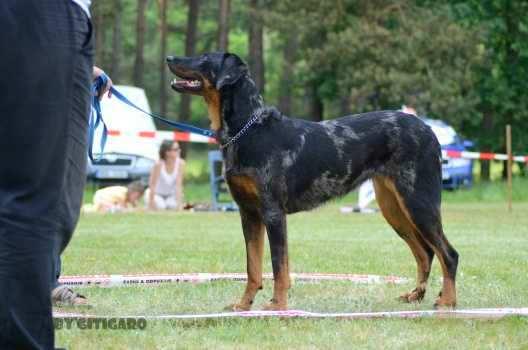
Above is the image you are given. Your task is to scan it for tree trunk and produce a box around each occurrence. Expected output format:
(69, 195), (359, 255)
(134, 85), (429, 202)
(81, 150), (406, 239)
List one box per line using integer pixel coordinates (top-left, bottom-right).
(480, 111), (493, 181)
(158, 0), (168, 116)
(133, 0), (149, 87)
(93, 3), (106, 66)
(278, 31), (297, 116)
(308, 83), (324, 122)
(217, 0), (230, 51)
(518, 163), (526, 177)
(248, 0), (265, 95)
(340, 95), (352, 116)
(180, 0), (201, 158)
(480, 160), (491, 182)
(109, 0), (122, 82)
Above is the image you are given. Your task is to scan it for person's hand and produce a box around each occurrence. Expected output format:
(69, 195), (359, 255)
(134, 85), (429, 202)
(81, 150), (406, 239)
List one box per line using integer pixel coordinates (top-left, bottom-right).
(93, 66), (113, 100)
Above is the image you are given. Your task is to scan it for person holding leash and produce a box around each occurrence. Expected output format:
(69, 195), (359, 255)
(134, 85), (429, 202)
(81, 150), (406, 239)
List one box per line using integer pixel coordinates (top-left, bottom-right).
(0, 1), (111, 348)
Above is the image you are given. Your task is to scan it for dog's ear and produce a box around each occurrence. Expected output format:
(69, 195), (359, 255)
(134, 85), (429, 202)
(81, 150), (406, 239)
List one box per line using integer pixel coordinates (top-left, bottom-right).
(216, 54), (248, 90)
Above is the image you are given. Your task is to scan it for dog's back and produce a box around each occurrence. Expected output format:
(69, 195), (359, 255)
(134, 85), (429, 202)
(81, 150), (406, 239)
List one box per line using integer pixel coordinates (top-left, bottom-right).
(231, 109), (441, 213)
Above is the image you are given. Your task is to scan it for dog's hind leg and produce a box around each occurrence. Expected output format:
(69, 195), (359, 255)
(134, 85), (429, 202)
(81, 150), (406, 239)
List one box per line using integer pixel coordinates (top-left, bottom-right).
(373, 176), (434, 303)
(428, 226), (458, 308)
(388, 176), (459, 308)
(262, 210), (290, 311)
(227, 209), (265, 311)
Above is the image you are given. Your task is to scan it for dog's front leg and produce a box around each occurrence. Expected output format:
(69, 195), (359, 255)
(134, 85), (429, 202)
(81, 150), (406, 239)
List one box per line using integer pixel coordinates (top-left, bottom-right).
(263, 210), (290, 311)
(226, 209), (265, 311)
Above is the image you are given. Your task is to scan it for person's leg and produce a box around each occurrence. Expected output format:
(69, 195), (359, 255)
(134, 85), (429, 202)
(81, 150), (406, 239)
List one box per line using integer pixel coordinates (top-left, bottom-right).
(52, 254), (62, 291)
(56, 2), (93, 255)
(144, 188), (151, 207)
(51, 256), (88, 307)
(52, 1), (94, 308)
(165, 196), (178, 209)
(0, 224), (55, 350)
(0, 1), (93, 348)
(154, 195), (168, 210)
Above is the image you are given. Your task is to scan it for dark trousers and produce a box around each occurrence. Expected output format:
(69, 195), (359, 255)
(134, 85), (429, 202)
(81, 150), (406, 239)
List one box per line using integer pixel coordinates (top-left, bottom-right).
(53, 256), (62, 291)
(0, 1), (93, 349)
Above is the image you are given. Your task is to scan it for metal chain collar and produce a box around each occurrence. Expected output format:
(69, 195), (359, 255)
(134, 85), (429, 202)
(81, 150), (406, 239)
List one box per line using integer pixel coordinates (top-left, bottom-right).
(219, 108), (265, 149)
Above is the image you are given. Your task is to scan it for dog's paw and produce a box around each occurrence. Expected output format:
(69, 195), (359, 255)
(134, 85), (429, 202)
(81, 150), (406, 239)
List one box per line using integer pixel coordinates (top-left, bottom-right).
(433, 290), (456, 309)
(433, 298), (456, 310)
(224, 303), (252, 312)
(398, 288), (426, 303)
(262, 299), (288, 311)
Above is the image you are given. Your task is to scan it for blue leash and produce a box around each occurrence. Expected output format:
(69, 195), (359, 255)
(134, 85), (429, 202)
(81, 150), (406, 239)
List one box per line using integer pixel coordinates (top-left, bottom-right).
(88, 73), (215, 161)
(88, 75), (108, 162)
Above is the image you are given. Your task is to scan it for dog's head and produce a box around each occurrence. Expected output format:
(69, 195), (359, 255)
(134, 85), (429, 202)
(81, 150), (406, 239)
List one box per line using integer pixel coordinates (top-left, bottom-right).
(167, 52), (248, 130)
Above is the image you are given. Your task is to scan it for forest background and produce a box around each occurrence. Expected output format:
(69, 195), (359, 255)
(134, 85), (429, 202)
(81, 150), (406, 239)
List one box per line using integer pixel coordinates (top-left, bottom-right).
(92, 0), (528, 179)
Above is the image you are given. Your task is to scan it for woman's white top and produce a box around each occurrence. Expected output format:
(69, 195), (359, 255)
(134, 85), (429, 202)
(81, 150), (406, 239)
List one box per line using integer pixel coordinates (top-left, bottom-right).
(155, 159), (180, 197)
(71, 0), (91, 17)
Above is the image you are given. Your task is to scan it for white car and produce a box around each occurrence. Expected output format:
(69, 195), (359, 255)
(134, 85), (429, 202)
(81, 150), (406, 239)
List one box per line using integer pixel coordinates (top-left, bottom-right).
(86, 85), (159, 184)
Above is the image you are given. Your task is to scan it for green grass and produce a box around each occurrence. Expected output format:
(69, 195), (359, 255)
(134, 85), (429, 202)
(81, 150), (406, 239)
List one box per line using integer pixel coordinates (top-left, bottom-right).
(56, 200), (528, 349)
(442, 177), (528, 203)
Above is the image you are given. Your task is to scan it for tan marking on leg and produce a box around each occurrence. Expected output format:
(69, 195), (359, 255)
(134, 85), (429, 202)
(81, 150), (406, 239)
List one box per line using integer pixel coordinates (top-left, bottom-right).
(201, 78), (222, 131)
(228, 214), (265, 311)
(263, 255), (290, 311)
(224, 176), (264, 311)
(375, 176), (457, 308)
(431, 236), (457, 308)
(227, 175), (260, 203)
(435, 277), (456, 308)
(384, 174), (457, 307)
(373, 176), (432, 303)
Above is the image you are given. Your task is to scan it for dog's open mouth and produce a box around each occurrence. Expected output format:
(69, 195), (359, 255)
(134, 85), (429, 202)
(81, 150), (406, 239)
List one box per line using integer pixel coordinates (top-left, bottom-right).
(171, 78), (202, 91)
(170, 72), (203, 94)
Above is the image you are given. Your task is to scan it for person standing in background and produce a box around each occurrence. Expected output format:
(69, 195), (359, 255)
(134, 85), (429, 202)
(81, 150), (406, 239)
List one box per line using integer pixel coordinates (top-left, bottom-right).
(0, 1), (110, 348)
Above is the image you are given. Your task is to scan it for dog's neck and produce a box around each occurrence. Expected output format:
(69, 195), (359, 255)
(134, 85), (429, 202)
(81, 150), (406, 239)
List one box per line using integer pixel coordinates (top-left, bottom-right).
(220, 75), (264, 138)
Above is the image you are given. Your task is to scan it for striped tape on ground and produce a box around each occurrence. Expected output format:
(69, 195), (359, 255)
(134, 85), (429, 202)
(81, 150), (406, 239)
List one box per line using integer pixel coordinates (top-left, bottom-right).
(53, 307), (528, 321)
(58, 273), (409, 287)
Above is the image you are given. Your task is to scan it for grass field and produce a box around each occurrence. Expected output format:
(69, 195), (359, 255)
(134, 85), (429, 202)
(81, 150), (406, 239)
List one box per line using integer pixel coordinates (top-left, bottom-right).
(56, 187), (528, 349)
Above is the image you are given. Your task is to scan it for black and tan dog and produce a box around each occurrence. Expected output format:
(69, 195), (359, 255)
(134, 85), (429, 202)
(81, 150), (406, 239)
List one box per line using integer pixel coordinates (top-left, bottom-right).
(167, 52), (459, 311)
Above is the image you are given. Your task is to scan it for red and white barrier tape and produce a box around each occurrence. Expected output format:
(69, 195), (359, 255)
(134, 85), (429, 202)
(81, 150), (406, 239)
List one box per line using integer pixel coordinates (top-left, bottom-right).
(53, 307), (528, 321)
(58, 273), (408, 287)
(107, 129), (217, 144)
(106, 129), (528, 162)
(442, 150), (528, 163)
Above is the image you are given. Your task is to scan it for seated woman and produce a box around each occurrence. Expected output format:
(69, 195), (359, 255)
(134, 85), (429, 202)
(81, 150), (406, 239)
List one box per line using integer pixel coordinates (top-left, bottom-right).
(147, 140), (185, 210)
(83, 181), (146, 213)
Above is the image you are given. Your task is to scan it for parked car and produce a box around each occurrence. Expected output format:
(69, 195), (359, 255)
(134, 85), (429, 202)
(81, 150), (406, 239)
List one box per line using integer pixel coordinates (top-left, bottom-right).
(423, 118), (474, 190)
(87, 85), (159, 185)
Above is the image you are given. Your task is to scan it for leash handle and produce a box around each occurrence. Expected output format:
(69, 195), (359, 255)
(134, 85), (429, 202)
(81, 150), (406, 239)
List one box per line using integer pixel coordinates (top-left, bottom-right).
(88, 74), (109, 162)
